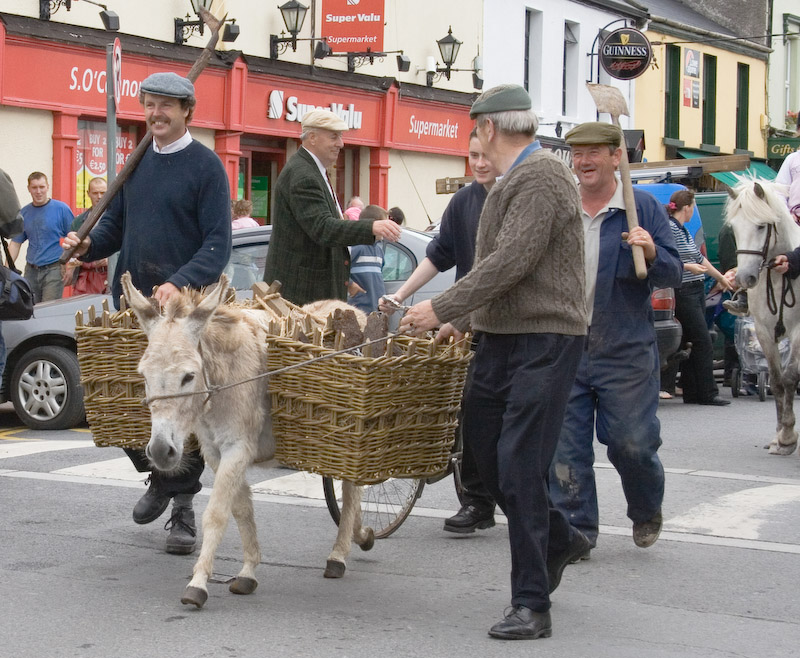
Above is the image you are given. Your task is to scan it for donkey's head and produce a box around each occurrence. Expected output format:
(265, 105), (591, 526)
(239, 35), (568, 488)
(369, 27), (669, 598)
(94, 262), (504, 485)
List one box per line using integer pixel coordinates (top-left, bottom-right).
(121, 272), (230, 472)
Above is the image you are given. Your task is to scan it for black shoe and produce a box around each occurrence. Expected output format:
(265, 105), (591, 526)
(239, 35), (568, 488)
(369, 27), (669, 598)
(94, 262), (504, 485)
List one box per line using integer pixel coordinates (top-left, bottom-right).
(443, 504), (496, 534)
(547, 529), (591, 594)
(569, 547), (591, 564)
(633, 511), (663, 548)
(698, 396), (731, 406)
(132, 475), (171, 525)
(164, 495), (197, 555)
(488, 606), (552, 640)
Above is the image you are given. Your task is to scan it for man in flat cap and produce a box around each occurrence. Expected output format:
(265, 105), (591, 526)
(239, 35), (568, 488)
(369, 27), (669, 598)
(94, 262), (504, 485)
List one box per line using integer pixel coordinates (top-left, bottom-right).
(548, 122), (681, 561)
(264, 108), (401, 306)
(400, 84), (591, 640)
(63, 71), (232, 556)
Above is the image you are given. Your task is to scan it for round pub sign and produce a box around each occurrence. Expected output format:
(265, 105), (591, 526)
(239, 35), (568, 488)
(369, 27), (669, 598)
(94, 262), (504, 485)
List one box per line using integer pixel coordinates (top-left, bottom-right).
(599, 28), (652, 80)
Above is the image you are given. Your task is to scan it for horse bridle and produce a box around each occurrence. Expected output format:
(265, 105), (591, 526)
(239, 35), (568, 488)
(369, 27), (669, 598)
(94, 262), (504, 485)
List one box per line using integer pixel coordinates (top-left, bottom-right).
(735, 221), (795, 340)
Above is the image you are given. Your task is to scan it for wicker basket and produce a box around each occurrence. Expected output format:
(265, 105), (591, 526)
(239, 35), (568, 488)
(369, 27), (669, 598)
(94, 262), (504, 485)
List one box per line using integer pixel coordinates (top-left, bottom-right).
(75, 307), (151, 449)
(266, 333), (473, 485)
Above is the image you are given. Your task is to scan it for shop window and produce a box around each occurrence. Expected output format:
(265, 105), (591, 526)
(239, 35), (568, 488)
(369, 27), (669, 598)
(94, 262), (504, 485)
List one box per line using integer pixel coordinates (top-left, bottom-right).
(702, 54), (717, 145)
(562, 22), (579, 117)
(736, 63), (750, 150)
(664, 45), (681, 139)
(75, 120), (137, 210)
(524, 8), (543, 108)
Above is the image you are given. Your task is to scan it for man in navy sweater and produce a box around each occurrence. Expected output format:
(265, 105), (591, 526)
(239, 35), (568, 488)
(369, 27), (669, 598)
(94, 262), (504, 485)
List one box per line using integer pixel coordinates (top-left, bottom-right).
(63, 72), (231, 556)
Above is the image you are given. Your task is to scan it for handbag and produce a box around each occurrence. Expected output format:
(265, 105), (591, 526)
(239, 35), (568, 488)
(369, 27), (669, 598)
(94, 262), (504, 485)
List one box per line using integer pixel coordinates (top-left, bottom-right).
(0, 236), (34, 321)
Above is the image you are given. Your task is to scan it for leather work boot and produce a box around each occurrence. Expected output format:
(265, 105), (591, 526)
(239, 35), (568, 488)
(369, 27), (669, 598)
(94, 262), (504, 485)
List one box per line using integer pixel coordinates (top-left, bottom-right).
(132, 473), (171, 525)
(164, 494), (197, 555)
(633, 511), (663, 548)
(722, 291), (749, 317)
(443, 504), (496, 534)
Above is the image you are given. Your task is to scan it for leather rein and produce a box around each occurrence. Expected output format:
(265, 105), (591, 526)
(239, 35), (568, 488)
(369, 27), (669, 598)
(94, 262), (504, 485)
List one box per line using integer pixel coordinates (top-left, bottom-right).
(736, 222), (795, 340)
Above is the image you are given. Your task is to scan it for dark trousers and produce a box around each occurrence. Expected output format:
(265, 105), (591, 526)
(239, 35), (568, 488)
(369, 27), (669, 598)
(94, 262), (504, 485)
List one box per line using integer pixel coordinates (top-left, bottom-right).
(456, 334), (495, 512)
(123, 447), (205, 496)
(464, 332), (584, 613)
(675, 280), (719, 403)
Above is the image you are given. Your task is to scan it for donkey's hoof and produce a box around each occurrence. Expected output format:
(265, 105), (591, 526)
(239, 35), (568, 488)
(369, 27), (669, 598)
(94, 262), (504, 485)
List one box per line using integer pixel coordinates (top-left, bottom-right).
(358, 527), (375, 552)
(181, 586), (208, 609)
(324, 559), (346, 578)
(229, 577), (258, 595)
(768, 441), (797, 455)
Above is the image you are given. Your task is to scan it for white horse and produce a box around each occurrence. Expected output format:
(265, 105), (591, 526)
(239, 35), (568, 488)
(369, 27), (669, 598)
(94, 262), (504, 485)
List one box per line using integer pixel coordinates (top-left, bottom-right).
(120, 273), (374, 609)
(726, 177), (800, 455)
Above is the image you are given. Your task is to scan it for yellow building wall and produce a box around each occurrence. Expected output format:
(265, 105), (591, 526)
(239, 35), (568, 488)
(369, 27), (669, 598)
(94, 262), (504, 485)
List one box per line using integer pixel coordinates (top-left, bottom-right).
(636, 32), (767, 162)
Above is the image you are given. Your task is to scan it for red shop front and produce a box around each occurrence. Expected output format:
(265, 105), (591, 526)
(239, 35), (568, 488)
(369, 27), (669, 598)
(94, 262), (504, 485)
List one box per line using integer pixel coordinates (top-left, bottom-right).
(0, 13), (475, 220)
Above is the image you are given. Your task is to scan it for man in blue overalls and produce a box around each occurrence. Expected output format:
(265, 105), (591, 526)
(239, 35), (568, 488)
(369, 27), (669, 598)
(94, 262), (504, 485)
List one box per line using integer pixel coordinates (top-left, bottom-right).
(549, 122), (682, 557)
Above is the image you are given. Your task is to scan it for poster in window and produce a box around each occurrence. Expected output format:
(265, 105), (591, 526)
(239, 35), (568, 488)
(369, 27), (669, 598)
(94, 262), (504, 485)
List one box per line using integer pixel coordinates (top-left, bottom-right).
(684, 48), (700, 78)
(692, 80), (700, 109)
(75, 120), (137, 210)
(683, 78), (692, 107)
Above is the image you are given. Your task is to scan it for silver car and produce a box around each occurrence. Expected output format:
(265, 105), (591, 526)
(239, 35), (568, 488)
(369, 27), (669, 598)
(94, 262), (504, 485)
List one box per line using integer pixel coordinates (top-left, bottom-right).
(0, 225), (454, 430)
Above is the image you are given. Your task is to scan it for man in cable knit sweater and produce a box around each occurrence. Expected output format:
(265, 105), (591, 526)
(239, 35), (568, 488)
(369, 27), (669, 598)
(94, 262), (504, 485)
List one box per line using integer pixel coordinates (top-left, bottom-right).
(401, 85), (590, 641)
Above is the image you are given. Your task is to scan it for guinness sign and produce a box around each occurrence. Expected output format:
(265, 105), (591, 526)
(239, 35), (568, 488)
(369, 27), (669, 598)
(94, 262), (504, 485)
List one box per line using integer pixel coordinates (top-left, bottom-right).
(599, 28), (652, 80)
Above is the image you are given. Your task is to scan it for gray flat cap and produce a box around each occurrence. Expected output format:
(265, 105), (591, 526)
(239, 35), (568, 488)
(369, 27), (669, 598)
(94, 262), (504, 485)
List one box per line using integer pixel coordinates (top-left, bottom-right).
(140, 72), (195, 99)
(564, 122), (623, 148)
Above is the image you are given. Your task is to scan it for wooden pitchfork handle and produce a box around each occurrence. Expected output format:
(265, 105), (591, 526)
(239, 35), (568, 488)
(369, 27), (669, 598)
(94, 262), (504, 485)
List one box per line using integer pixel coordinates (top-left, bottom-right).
(614, 122), (648, 279)
(60, 8), (224, 265)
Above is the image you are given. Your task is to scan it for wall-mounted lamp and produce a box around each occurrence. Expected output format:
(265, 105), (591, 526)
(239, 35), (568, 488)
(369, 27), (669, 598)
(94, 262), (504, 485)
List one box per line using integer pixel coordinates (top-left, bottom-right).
(269, 0), (309, 59)
(313, 39), (411, 74)
(421, 28), (482, 89)
(39, 0), (119, 31)
(174, 1), (239, 45)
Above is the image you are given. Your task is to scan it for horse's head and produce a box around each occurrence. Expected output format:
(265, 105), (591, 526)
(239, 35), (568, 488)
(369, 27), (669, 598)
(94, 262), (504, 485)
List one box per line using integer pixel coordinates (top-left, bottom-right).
(121, 272), (230, 472)
(724, 177), (793, 289)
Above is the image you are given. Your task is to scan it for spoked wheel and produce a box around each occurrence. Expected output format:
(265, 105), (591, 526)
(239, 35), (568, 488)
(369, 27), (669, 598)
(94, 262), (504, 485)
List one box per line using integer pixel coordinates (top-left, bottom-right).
(323, 477), (425, 539)
(758, 371), (768, 402)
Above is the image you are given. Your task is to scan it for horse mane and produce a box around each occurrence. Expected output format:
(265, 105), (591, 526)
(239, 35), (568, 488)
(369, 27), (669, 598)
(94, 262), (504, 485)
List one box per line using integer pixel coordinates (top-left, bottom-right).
(725, 175), (792, 227)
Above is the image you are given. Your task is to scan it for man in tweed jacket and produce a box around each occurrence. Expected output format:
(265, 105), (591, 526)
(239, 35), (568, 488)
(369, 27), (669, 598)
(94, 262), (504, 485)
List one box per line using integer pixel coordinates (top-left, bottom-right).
(264, 109), (400, 305)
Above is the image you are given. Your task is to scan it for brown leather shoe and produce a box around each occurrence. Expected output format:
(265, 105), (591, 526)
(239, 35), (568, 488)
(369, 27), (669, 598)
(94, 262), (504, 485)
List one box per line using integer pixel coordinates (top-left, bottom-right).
(488, 606), (552, 640)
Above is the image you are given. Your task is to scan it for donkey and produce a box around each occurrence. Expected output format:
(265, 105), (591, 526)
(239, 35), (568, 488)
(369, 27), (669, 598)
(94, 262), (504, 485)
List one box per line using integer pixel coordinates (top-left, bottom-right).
(121, 273), (375, 609)
(726, 178), (800, 455)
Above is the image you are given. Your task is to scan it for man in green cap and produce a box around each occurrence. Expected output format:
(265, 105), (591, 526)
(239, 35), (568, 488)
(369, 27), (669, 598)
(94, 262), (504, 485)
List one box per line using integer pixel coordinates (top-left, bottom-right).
(549, 122), (681, 559)
(400, 84), (591, 640)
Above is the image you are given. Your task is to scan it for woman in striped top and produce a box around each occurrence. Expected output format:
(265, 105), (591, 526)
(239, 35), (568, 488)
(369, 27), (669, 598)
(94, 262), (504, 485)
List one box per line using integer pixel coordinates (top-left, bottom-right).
(664, 189), (733, 406)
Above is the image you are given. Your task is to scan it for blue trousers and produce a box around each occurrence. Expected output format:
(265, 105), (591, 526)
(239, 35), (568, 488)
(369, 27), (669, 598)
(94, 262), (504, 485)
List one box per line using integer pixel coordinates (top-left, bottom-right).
(464, 332), (584, 613)
(549, 338), (665, 546)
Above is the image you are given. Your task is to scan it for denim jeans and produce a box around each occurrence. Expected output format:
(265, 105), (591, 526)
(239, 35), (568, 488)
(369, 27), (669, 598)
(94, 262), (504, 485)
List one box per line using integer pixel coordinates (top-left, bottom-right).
(464, 332), (584, 612)
(549, 340), (665, 546)
(23, 262), (64, 303)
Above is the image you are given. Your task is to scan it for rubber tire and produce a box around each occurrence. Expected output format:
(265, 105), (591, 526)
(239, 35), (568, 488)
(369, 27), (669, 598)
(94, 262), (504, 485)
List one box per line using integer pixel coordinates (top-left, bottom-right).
(10, 345), (85, 430)
(323, 476), (425, 539)
(731, 367), (740, 398)
(758, 371), (767, 402)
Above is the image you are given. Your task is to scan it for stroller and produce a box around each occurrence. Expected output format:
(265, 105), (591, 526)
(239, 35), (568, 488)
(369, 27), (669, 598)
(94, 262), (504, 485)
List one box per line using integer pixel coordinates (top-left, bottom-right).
(731, 316), (791, 401)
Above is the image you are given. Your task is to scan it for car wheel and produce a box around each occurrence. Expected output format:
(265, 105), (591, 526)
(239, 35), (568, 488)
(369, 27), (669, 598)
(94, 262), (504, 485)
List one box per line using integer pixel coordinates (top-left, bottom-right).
(10, 345), (85, 430)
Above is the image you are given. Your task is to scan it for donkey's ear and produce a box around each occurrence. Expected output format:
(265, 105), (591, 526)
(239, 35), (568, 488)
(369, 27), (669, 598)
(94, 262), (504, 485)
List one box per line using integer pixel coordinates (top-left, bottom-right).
(121, 272), (162, 335)
(754, 182), (765, 200)
(184, 274), (230, 342)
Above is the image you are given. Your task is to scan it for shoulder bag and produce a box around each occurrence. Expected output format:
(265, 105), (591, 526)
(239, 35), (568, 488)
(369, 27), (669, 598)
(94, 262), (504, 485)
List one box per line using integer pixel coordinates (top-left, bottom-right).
(0, 236), (34, 321)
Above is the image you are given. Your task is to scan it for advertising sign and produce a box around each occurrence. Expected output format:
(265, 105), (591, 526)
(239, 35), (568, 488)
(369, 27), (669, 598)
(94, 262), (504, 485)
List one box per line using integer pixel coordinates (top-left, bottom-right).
(75, 120), (137, 209)
(683, 48), (700, 78)
(599, 28), (652, 80)
(321, 0), (385, 53)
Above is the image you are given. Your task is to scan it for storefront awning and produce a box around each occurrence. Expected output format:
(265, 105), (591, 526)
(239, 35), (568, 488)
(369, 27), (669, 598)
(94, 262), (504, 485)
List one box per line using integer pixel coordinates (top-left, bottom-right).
(677, 149), (777, 186)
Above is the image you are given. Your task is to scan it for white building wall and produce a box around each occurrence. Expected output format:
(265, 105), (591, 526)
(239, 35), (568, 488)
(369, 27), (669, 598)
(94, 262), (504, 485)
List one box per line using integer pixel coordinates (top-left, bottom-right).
(482, 0), (637, 140)
(768, 1), (800, 130)
(387, 150), (464, 231)
(0, 105), (54, 207)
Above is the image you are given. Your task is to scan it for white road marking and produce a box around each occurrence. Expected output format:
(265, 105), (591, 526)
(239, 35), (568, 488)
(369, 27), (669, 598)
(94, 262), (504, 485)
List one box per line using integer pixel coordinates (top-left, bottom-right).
(665, 484), (800, 539)
(0, 439), (95, 458)
(251, 470), (326, 498)
(53, 457), (144, 482)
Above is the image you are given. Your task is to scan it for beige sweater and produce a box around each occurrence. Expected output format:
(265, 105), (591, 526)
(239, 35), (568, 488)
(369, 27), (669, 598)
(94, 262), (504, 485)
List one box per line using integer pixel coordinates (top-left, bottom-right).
(431, 148), (587, 336)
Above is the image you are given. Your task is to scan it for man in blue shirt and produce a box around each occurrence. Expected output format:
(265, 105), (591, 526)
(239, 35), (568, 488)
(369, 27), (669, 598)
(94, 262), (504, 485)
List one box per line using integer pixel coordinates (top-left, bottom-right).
(9, 172), (73, 302)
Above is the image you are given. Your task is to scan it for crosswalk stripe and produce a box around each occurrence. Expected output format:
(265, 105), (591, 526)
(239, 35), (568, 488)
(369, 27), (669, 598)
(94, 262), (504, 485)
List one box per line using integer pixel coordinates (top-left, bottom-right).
(53, 457), (145, 482)
(251, 471), (326, 499)
(0, 440), (95, 458)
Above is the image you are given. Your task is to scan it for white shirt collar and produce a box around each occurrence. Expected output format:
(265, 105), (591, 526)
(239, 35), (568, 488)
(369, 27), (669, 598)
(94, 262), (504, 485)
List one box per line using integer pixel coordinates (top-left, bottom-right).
(303, 146), (330, 180)
(152, 130), (193, 154)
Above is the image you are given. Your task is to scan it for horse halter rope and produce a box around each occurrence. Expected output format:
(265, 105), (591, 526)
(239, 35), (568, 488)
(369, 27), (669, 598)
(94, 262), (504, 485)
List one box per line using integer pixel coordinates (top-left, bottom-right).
(736, 222), (796, 340)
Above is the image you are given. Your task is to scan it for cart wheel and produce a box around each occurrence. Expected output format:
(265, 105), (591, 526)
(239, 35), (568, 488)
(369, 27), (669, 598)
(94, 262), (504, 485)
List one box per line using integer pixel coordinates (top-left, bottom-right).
(758, 371), (768, 402)
(323, 477), (425, 539)
(731, 367), (740, 398)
